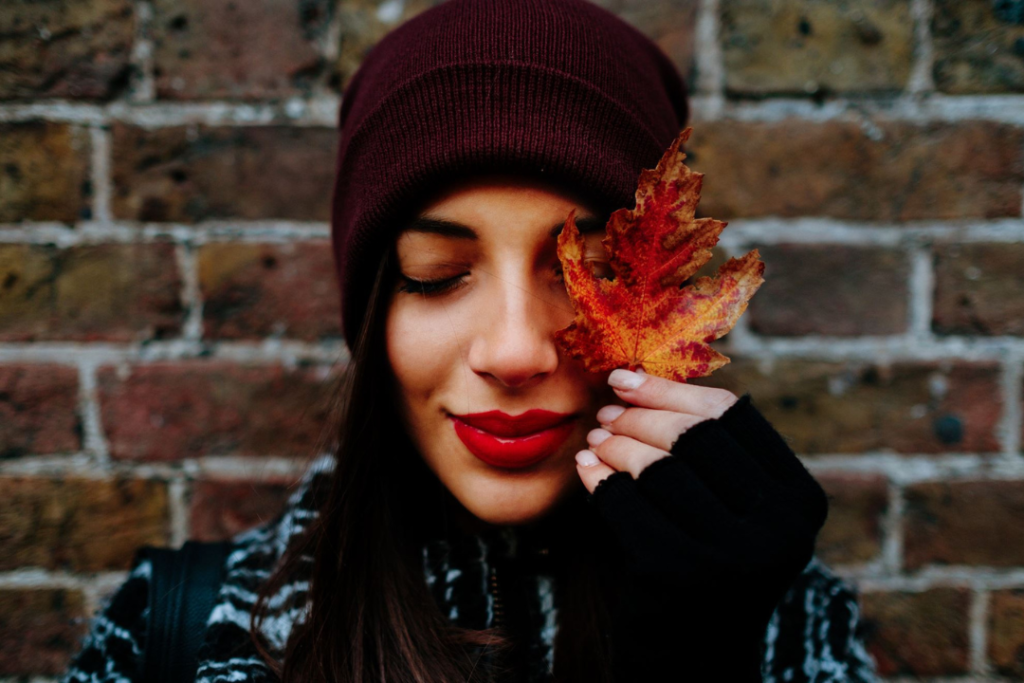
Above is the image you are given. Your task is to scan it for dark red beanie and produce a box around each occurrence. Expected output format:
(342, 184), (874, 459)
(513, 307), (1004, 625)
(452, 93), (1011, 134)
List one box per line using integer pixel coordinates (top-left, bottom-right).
(331, 0), (689, 343)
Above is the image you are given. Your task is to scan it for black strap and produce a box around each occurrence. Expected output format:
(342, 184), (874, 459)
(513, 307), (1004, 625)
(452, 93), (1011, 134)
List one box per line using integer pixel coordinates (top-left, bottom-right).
(143, 540), (232, 683)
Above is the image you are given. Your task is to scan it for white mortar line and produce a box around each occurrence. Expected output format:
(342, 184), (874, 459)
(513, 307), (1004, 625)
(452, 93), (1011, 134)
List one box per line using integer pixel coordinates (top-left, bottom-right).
(77, 360), (110, 463)
(168, 476), (189, 547)
(88, 126), (112, 224)
(1001, 356), (1023, 458)
(0, 569), (125, 591)
(0, 220), (331, 244)
(805, 455), (1024, 484)
(694, 0), (725, 117)
(908, 0), (935, 95)
(881, 479), (905, 576)
(0, 455), (311, 479)
(969, 588), (991, 677)
(129, 1), (155, 102)
(692, 93), (1024, 125)
(0, 340), (348, 366)
(176, 242), (204, 342)
(849, 568), (1024, 592)
(908, 244), (934, 338)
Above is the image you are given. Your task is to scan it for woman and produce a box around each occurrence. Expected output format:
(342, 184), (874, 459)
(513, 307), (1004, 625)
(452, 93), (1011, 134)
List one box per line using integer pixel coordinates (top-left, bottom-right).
(64, 0), (879, 681)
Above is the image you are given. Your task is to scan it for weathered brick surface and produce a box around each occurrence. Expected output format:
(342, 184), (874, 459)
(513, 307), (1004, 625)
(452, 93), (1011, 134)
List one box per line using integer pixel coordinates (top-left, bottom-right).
(904, 480), (1024, 569)
(199, 242), (341, 341)
(692, 360), (1002, 454)
(0, 365), (81, 459)
(722, 0), (913, 96)
(0, 122), (90, 223)
(335, 0), (445, 91)
(98, 362), (340, 461)
(111, 124), (338, 222)
(0, 0), (133, 100)
(0, 243), (184, 342)
(686, 120), (1024, 220)
(0, 588), (88, 676)
(814, 472), (889, 565)
(188, 478), (294, 541)
(747, 245), (908, 336)
(860, 588), (972, 676)
(592, 0), (699, 91)
(933, 0), (1024, 94)
(150, 0), (331, 100)
(0, 476), (169, 571)
(932, 243), (1024, 336)
(990, 589), (1024, 678)
(335, 1), (699, 92)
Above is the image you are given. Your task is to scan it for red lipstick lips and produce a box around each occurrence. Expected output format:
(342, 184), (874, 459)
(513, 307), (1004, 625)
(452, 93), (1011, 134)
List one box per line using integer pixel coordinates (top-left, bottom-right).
(450, 409), (577, 469)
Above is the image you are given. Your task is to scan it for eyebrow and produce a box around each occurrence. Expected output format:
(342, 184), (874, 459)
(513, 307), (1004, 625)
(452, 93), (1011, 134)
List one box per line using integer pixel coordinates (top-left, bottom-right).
(402, 214), (608, 239)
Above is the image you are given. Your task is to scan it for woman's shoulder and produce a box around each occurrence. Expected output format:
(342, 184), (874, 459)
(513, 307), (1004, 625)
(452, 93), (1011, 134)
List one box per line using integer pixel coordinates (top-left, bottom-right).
(62, 556), (152, 683)
(62, 456), (332, 682)
(763, 556), (879, 683)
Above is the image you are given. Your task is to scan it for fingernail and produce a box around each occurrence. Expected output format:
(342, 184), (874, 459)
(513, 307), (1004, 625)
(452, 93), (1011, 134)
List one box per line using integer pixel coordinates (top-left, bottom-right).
(608, 369), (646, 390)
(587, 428), (611, 447)
(575, 450), (600, 467)
(596, 404), (625, 424)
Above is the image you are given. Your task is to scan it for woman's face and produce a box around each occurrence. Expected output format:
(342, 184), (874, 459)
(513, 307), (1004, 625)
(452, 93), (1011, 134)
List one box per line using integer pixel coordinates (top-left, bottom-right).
(386, 175), (616, 526)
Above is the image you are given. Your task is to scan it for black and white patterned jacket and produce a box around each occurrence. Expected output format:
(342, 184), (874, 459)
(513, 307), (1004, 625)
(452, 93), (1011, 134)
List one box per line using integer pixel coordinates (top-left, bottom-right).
(63, 456), (879, 683)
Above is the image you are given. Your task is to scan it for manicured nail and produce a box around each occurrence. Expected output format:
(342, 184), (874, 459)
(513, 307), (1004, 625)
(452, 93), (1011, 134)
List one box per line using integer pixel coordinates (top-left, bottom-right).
(596, 404), (625, 424)
(608, 369), (646, 390)
(575, 450), (600, 467)
(587, 428), (611, 447)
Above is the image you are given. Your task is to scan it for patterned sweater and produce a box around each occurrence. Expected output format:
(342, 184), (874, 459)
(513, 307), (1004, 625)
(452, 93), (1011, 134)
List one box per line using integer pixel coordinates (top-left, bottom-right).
(63, 456), (879, 682)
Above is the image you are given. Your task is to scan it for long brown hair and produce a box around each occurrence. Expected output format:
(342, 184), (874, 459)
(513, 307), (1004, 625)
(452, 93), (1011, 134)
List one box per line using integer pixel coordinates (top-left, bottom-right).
(252, 247), (617, 682)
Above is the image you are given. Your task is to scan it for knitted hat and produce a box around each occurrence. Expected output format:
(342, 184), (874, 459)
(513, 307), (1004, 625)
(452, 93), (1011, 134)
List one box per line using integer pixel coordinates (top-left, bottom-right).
(331, 0), (690, 343)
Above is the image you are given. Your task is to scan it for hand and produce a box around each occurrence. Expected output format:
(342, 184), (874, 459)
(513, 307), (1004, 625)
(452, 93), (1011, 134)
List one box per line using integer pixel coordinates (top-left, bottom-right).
(574, 368), (828, 681)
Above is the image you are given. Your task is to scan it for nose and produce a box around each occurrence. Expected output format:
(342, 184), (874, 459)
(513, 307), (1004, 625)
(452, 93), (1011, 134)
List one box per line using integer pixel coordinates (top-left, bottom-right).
(466, 272), (562, 389)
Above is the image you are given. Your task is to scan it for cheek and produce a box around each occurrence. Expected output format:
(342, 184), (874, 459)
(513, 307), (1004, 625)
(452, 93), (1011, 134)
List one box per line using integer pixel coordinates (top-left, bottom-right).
(385, 298), (462, 414)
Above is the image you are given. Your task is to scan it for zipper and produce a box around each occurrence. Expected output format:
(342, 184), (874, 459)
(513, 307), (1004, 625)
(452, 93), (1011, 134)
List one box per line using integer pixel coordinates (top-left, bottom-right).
(489, 563), (506, 630)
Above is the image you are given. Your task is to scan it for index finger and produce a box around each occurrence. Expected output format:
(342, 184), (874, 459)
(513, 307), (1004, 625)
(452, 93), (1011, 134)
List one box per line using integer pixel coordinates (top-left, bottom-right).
(607, 369), (738, 419)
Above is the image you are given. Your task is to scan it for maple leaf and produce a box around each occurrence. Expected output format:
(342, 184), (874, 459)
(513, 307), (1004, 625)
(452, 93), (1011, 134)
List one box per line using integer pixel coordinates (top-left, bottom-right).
(556, 127), (764, 382)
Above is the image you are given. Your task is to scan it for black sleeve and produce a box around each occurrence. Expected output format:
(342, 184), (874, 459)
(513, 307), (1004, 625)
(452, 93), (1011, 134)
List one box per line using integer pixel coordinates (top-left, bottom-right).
(62, 556), (150, 683)
(591, 392), (829, 682)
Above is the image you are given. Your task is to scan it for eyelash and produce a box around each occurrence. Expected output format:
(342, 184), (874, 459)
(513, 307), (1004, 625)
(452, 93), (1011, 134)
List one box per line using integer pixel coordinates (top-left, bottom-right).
(398, 259), (608, 297)
(398, 274), (468, 296)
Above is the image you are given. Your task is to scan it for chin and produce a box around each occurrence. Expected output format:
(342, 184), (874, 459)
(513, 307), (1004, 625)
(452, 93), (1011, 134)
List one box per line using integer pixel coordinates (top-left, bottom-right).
(451, 464), (580, 526)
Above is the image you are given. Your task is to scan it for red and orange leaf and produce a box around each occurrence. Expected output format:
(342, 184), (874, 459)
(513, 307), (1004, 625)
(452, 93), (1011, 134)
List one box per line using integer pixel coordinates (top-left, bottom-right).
(556, 127), (764, 382)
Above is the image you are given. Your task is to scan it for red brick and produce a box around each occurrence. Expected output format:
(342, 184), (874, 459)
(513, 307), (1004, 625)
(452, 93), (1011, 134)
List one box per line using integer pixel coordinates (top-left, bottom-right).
(933, 0), (1024, 94)
(0, 0), (133, 100)
(150, 0), (330, 100)
(989, 589), (1024, 677)
(0, 365), (81, 458)
(904, 480), (1024, 569)
(748, 245), (908, 336)
(692, 360), (1002, 454)
(98, 362), (340, 461)
(111, 124), (338, 222)
(0, 122), (90, 223)
(0, 477), (169, 571)
(933, 243), (1024, 336)
(722, 0), (913, 96)
(686, 120), (1024, 220)
(0, 243), (184, 342)
(199, 242), (341, 341)
(0, 588), (88, 676)
(188, 478), (295, 541)
(814, 472), (889, 565)
(860, 588), (971, 676)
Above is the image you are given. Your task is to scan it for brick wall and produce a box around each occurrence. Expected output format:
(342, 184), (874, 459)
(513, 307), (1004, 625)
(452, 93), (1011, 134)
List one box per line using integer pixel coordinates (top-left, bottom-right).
(1, 0), (1022, 679)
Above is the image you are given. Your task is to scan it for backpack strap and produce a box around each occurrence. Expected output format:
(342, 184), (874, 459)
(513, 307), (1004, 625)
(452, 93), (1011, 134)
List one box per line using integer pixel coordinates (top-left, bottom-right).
(143, 540), (233, 683)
